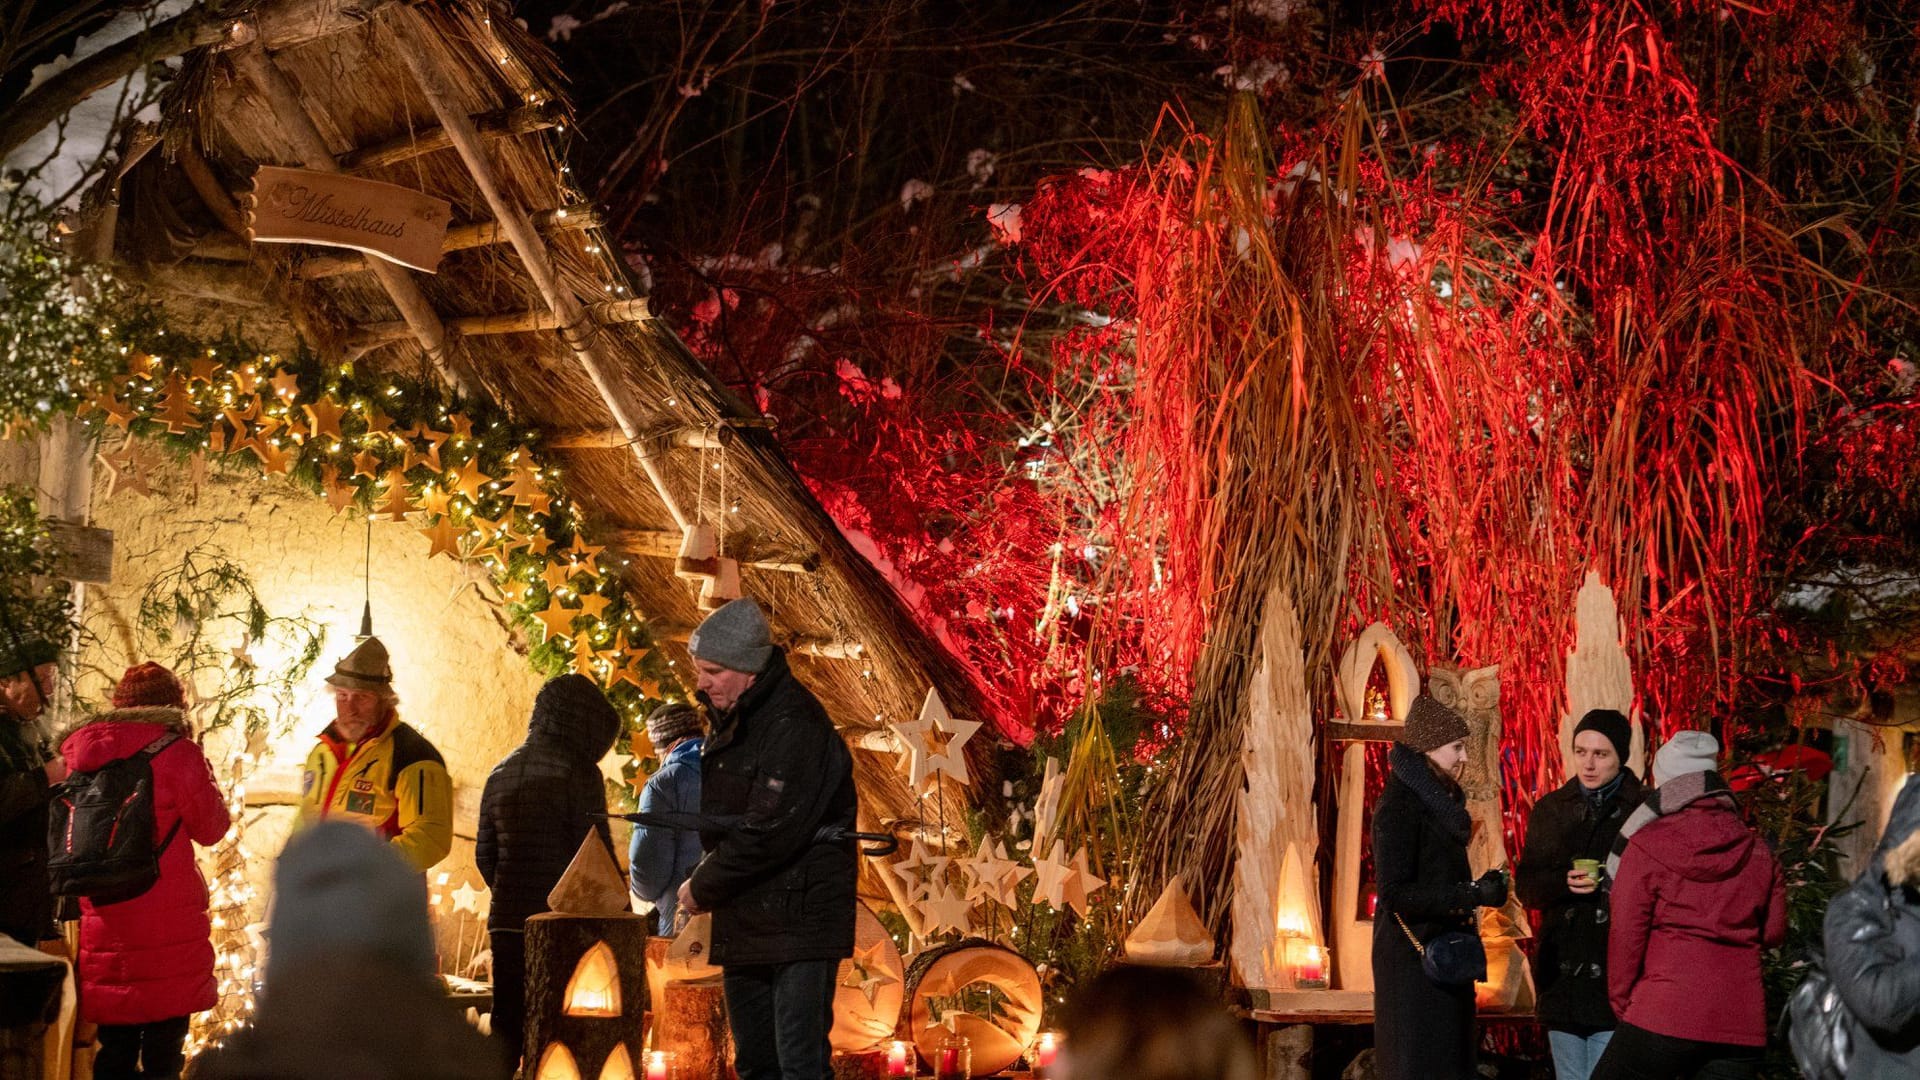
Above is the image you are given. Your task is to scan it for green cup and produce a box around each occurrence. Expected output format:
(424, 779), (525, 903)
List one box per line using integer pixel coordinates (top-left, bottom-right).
(1571, 858), (1601, 880)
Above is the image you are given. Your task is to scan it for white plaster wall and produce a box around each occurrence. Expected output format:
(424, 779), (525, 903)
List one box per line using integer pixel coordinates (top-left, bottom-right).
(77, 447), (552, 969)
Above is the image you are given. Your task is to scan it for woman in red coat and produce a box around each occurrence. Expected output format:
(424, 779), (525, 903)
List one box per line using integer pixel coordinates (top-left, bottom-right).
(60, 663), (230, 1080)
(1592, 731), (1786, 1080)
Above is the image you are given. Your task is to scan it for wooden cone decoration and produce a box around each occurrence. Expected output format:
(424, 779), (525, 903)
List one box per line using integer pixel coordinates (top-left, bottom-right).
(698, 557), (742, 611)
(674, 523), (720, 579)
(1124, 879), (1214, 966)
(546, 832), (630, 916)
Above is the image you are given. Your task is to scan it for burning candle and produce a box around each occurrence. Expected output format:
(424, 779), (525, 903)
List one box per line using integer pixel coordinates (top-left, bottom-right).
(1034, 1032), (1059, 1067)
(934, 1032), (970, 1080)
(887, 1040), (912, 1078)
(1294, 944), (1328, 989)
(645, 1050), (671, 1080)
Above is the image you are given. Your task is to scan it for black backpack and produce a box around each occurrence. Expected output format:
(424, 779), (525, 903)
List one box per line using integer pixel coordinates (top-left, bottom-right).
(48, 733), (183, 904)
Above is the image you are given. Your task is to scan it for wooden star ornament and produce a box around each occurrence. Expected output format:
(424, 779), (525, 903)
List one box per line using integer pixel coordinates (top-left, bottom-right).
(420, 514), (465, 560)
(889, 688), (981, 790)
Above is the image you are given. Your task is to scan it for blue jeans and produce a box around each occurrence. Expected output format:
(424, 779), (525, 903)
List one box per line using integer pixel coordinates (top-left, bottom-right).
(1550, 1028), (1615, 1080)
(722, 959), (840, 1080)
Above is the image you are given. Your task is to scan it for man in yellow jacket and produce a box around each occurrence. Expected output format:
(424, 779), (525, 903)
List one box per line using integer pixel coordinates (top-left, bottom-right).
(297, 637), (452, 872)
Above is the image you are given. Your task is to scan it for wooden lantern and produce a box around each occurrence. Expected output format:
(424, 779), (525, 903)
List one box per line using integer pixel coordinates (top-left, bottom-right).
(831, 904), (906, 1054)
(904, 939), (1042, 1078)
(644, 918), (730, 1080)
(524, 834), (650, 1079)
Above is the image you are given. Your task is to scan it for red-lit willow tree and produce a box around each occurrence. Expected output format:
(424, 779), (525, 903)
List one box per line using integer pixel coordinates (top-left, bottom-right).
(993, 2), (1916, 923)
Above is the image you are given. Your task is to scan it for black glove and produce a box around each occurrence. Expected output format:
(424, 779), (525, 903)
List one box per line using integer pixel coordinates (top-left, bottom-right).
(1469, 868), (1508, 908)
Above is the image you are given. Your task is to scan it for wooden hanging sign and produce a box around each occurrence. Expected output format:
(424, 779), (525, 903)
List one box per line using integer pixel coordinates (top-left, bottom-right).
(243, 166), (452, 273)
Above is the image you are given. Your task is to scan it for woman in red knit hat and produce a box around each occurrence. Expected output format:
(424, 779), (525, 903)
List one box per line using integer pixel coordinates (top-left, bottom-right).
(59, 662), (230, 1080)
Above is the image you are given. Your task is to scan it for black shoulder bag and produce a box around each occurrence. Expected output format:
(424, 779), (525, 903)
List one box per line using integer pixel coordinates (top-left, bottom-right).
(1396, 913), (1487, 987)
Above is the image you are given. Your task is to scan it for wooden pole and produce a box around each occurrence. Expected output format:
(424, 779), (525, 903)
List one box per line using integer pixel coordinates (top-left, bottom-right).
(297, 207), (604, 279)
(391, 6), (688, 529)
(228, 42), (475, 398)
(341, 101), (564, 173)
(346, 298), (651, 349)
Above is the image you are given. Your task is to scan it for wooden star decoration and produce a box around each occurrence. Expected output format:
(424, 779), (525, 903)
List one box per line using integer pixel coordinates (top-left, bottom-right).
(626, 765), (651, 800)
(365, 405), (395, 434)
(920, 884), (975, 938)
(420, 514), (465, 560)
(965, 839), (1029, 907)
(500, 577), (536, 606)
(533, 603), (578, 643)
(407, 428), (449, 473)
(229, 634), (255, 671)
(352, 447), (383, 479)
(322, 467), (358, 515)
(841, 939), (900, 1006)
(575, 591), (612, 621)
(126, 351), (156, 378)
(565, 534), (605, 569)
(97, 441), (151, 499)
(188, 356), (222, 385)
(890, 688), (982, 790)
(449, 461), (490, 503)
(1064, 846), (1105, 917)
(373, 470), (413, 521)
(416, 485), (453, 517)
(100, 391), (136, 429)
(268, 370), (300, 402)
(230, 365), (259, 394)
(628, 731), (655, 762)
(448, 413), (474, 439)
(609, 653), (648, 690)
(450, 880), (486, 915)
(304, 396), (348, 441)
(250, 435), (293, 475)
(1030, 841), (1077, 912)
(889, 837), (951, 903)
(524, 530), (553, 556)
(541, 560), (576, 593)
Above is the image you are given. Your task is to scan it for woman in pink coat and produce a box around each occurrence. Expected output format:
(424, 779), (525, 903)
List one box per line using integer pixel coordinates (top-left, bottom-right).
(59, 663), (230, 1080)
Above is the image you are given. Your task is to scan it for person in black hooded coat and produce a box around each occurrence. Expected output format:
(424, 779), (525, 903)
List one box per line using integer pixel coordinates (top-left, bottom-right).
(1371, 696), (1509, 1080)
(1819, 777), (1920, 1078)
(475, 674), (623, 1074)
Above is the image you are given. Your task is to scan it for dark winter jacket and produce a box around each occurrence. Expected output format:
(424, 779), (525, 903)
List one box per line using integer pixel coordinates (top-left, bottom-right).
(1607, 786), (1786, 1046)
(687, 648), (858, 967)
(0, 718), (55, 946)
(1516, 769), (1643, 1031)
(476, 675), (623, 931)
(185, 953), (506, 1080)
(1370, 743), (1481, 1080)
(1821, 780), (1920, 1078)
(59, 706), (230, 1025)
(631, 735), (704, 934)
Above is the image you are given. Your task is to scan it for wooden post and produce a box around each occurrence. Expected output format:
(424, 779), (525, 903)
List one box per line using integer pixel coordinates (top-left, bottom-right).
(1258, 1024), (1312, 1080)
(523, 914), (651, 1080)
(392, 6), (689, 529)
(833, 1050), (887, 1080)
(227, 42), (474, 398)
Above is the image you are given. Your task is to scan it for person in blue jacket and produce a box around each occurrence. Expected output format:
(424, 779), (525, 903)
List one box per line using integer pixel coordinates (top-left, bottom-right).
(629, 702), (705, 934)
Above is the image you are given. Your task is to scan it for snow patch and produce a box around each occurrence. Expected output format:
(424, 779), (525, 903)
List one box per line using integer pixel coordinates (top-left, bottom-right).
(985, 203), (1023, 244)
(966, 149), (997, 189)
(899, 179), (934, 211)
(1214, 58), (1289, 92)
(547, 14), (583, 40)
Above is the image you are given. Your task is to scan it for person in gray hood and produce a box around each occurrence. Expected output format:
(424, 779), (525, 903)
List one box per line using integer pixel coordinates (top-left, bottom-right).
(475, 674), (624, 1074)
(1822, 777), (1920, 1077)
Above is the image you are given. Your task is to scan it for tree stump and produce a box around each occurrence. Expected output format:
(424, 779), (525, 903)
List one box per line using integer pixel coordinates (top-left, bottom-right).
(658, 980), (730, 1079)
(833, 1049), (887, 1080)
(904, 939), (1043, 1078)
(1258, 1024), (1312, 1080)
(524, 913), (651, 1079)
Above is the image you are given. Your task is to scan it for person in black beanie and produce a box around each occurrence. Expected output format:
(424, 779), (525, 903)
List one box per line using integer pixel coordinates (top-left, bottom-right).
(1372, 694), (1510, 1080)
(1516, 708), (1644, 1080)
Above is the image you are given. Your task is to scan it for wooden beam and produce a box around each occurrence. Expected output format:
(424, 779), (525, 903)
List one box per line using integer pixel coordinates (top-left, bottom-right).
(606, 528), (819, 574)
(548, 425), (728, 451)
(346, 298), (650, 349)
(394, 7), (687, 527)
(229, 43), (473, 398)
(295, 207), (603, 279)
(1325, 722), (1404, 744)
(341, 102), (564, 173)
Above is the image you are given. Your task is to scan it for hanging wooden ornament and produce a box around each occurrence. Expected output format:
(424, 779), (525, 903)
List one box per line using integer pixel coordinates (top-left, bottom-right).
(698, 557), (741, 611)
(830, 904), (906, 1053)
(919, 884), (975, 938)
(890, 689), (981, 791)
(674, 523), (720, 579)
(1029, 841), (1075, 912)
(1063, 846), (1104, 917)
(1124, 879), (1214, 966)
(905, 940), (1044, 1077)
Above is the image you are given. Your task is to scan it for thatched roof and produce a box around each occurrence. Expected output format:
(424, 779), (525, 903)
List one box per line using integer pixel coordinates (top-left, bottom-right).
(85, 0), (991, 886)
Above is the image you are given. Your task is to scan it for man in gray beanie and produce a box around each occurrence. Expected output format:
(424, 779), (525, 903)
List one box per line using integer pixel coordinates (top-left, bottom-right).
(676, 597), (858, 1080)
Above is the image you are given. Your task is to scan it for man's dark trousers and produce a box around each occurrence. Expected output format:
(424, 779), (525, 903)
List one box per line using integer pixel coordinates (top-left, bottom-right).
(722, 959), (840, 1080)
